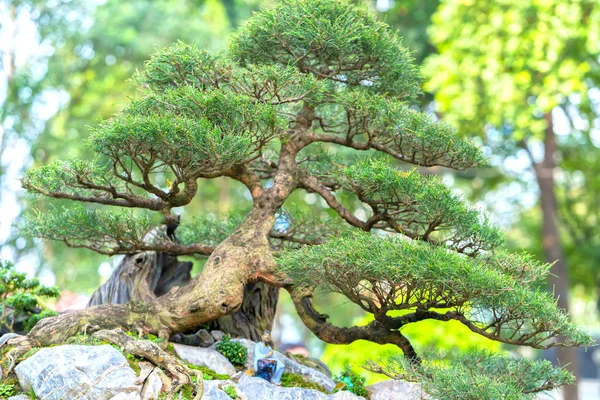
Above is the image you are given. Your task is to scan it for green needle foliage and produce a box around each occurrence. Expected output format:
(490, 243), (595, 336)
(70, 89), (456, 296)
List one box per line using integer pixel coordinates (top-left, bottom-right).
(18, 0), (594, 397)
(278, 232), (593, 348)
(369, 350), (575, 400)
(0, 260), (59, 334)
(336, 158), (503, 254)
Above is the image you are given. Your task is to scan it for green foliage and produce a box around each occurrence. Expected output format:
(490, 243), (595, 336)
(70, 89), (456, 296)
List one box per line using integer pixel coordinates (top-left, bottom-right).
(336, 158), (503, 254)
(424, 0), (599, 137)
(327, 91), (486, 169)
(231, 0), (422, 100)
(0, 383), (15, 397)
(178, 212), (247, 247)
(278, 232), (594, 348)
(334, 367), (368, 397)
(223, 385), (238, 399)
(322, 312), (501, 385)
(372, 350), (575, 400)
(215, 335), (248, 366)
(281, 373), (327, 393)
(90, 87), (283, 175)
(20, 207), (154, 255)
(0, 260), (59, 333)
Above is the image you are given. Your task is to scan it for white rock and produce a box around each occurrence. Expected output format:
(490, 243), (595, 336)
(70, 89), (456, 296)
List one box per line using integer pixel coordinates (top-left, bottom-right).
(221, 338), (336, 392)
(204, 379), (247, 400)
(141, 368), (167, 400)
(15, 344), (138, 400)
(366, 379), (425, 400)
(7, 395), (30, 400)
(173, 343), (236, 376)
(109, 393), (141, 400)
(235, 375), (363, 399)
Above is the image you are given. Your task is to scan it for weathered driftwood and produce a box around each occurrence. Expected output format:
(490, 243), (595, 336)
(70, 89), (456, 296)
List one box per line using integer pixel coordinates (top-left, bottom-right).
(87, 252), (193, 307)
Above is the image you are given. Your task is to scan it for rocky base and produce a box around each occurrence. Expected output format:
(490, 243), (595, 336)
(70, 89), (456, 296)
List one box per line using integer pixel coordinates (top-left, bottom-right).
(0, 332), (424, 400)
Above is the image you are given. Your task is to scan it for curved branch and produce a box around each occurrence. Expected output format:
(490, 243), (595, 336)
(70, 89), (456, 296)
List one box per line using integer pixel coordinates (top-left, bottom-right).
(388, 310), (568, 350)
(287, 286), (420, 363)
(306, 132), (472, 169)
(297, 173), (381, 231)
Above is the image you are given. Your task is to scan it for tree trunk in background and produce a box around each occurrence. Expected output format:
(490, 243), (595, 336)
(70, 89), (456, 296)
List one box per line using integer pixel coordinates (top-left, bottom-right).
(531, 113), (579, 400)
(88, 252), (278, 342)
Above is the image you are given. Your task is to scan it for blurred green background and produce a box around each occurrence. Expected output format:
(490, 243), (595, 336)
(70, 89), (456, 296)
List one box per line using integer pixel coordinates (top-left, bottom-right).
(1, 0), (599, 393)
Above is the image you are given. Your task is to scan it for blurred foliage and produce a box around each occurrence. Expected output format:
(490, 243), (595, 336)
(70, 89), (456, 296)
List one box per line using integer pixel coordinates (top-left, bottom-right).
(424, 0), (599, 140)
(334, 366), (368, 396)
(0, 259), (59, 333)
(4, 0), (265, 292)
(322, 312), (501, 384)
(423, 0), (600, 300)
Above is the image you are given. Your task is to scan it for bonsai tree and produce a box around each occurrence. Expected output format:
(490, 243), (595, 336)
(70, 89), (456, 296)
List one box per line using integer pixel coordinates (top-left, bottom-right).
(9, 0), (593, 397)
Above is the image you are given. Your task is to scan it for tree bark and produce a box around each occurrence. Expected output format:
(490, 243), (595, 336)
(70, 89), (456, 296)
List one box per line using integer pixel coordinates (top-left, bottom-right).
(86, 240), (278, 342)
(531, 113), (579, 400)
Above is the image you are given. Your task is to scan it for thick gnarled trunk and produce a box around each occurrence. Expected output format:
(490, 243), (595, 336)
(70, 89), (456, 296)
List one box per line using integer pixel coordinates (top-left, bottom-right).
(87, 252), (278, 342)
(23, 203), (281, 349)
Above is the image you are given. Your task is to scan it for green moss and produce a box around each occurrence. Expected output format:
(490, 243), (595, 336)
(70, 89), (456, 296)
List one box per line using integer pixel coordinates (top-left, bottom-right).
(63, 333), (109, 346)
(334, 367), (368, 397)
(183, 362), (230, 380)
(125, 353), (145, 375)
(223, 384), (238, 399)
(166, 343), (175, 355)
(280, 373), (327, 393)
(179, 383), (194, 399)
(18, 347), (41, 362)
(0, 382), (15, 397)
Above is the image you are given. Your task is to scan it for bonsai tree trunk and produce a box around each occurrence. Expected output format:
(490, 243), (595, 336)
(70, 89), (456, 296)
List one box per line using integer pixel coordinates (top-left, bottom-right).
(87, 232), (278, 342)
(207, 283), (278, 342)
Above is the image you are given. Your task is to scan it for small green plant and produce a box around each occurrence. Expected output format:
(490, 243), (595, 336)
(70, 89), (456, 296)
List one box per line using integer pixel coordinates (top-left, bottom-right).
(335, 366), (368, 397)
(281, 373), (327, 393)
(215, 335), (247, 366)
(223, 385), (237, 399)
(0, 383), (15, 397)
(0, 259), (60, 333)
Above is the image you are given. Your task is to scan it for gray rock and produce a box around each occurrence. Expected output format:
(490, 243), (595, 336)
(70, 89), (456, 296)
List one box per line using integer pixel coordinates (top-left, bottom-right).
(109, 393), (141, 400)
(211, 330), (225, 341)
(236, 375), (363, 399)
(0, 333), (20, 347)
(204, 379), (247, 400)
(366, 380), (425, 400)
(172, 343), (236, 376)
(15, 344), (138, 400)
(330, 392), (365, 400)
(223, 338), (336, 392)
(135, 362), (155, 386)
(197, 329), (215, 346)
(141, 368), (168, 400)
(237, 375), (330, 399)
(171, 328), (215, 347)
(7, 395), (30, 400)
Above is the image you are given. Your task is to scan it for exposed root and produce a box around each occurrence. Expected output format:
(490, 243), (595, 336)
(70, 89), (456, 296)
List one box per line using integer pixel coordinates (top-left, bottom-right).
(2, 335), (36, 377)
(91, 328), (203, 399)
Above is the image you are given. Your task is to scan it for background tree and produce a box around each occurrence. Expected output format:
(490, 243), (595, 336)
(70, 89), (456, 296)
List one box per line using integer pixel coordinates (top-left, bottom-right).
(4, 0), (594, 397)
(423, 1), (600, 397)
